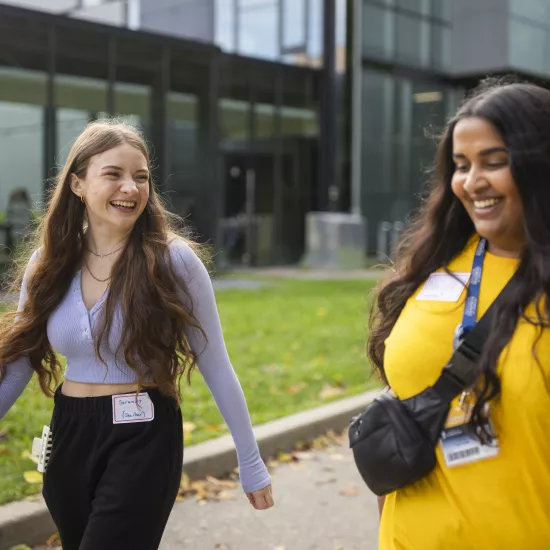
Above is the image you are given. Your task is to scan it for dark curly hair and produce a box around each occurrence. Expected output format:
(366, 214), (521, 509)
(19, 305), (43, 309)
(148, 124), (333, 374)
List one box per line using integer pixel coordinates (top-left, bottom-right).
(368, 77), (550, 437)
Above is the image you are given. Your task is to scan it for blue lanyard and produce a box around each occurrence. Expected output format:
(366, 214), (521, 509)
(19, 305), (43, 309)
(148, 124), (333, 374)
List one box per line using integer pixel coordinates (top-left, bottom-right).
(453, 238), (487, 349)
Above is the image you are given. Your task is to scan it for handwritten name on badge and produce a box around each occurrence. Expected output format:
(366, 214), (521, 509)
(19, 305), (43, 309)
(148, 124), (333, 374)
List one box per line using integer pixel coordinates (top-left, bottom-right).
(416, 272), (470, 302)
(112, 393), (155, 424)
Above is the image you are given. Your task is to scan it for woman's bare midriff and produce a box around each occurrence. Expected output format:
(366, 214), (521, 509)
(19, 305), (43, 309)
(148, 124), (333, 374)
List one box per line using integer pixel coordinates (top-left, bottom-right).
(62, 380), (157, 398)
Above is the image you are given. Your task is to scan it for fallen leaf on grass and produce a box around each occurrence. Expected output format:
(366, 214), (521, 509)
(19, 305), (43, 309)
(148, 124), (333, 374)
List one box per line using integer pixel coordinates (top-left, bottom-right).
(261, 364), (280, 374)
(206, 424), (222, 432)
(285, 383), (306, 395)
(23, 471), (42, 484)
(339, 488), (359, 497)
(319, 385), (345, 400)
(183, 422), (196, 443)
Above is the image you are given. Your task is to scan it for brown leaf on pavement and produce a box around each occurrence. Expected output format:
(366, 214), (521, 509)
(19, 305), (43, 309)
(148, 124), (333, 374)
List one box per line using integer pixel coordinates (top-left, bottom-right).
(315, 477), (337, 486)
(46, 533), (61, 547)
(177, 474), (239, 503)
(339, 488), (359, 497)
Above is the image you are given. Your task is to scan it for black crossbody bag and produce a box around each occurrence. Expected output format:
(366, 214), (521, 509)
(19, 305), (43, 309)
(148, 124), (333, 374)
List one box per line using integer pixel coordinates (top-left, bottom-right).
(348, 275), (517, 496)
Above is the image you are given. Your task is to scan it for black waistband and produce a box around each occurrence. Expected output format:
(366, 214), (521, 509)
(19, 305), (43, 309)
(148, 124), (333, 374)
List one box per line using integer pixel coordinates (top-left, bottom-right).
(53, 384), (177, 415)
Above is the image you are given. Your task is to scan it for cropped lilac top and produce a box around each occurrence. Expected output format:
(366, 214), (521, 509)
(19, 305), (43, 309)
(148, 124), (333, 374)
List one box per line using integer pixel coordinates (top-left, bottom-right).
(0, 240), (270, 493)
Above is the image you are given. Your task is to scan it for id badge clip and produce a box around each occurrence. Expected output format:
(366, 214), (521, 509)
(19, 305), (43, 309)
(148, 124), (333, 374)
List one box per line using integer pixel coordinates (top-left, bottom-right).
(31, 425), (53, 473)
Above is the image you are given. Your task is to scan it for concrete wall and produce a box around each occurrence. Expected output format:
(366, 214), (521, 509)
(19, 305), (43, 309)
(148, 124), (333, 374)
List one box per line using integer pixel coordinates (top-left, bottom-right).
(450, 0), (510, 76)
(139, 0), (215, 42)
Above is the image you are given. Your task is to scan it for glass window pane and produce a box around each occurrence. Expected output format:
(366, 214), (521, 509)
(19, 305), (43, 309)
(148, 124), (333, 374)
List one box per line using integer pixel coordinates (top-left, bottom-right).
(432, 0), (452, 22)
(410, 82), (446, 194)
(336, 0), (347, 48)
(55, 74), (108, 168)
(283, 0), (306, 49)
(307, 0), (323, 65)
(362, 4), (395, 60)
(114, 82), (151, 135)
(396, 0), (430, 15)
(0, 68), (45, 237)
(165, 92), (198, 220)
(510, 0), (550, 22)
(431, 24), (451, 71)
(216, 0), (235, 52)
(239, 1), (279, 61)
(361, 69), (395, 196)
(364, 0), (395, 6)
(396, 13), (430, 67)
(509, 18), (546, 76)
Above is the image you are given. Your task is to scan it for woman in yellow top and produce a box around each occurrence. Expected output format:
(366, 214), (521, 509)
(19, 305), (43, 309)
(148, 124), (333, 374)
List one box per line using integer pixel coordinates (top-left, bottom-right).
(369, 78), (550, 549)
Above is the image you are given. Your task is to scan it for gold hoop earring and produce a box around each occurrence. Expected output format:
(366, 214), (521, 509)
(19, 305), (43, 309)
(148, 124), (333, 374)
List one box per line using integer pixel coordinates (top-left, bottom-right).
(80, 195), (85, 204)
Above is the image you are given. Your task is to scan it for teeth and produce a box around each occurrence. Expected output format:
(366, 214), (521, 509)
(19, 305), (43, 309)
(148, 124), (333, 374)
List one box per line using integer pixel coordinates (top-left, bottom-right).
(111, 201), (136, 209)
(474, 198), (501, 209)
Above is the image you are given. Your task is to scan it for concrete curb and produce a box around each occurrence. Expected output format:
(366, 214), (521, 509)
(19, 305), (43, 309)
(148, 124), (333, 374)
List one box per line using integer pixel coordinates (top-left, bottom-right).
(0, 390), (380, 549)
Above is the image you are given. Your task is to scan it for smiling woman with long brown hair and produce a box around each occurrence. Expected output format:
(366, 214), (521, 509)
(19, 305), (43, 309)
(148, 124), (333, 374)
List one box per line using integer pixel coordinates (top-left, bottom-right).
(0, 120), (273, 550)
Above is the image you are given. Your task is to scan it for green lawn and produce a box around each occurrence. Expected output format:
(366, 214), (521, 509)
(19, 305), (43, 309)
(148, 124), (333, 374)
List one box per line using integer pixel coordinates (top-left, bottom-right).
(0, 278), (378, 505)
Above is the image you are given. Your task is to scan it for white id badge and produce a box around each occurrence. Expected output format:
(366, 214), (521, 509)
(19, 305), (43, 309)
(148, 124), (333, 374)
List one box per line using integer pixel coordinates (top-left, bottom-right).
(112, 392), (155, 424)
(440, 396), (499, 468)
(416, 272), (470, 302)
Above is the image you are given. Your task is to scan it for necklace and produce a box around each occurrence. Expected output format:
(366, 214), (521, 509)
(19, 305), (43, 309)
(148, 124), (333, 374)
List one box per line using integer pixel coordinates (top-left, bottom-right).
(83, 258), (111, 283)
(86, 243), (125, 258)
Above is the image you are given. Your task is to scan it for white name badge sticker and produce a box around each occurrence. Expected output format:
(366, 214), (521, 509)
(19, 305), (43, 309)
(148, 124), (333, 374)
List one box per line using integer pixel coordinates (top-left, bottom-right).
(416, 272), (470, 302)
(112, 393), (155, 424)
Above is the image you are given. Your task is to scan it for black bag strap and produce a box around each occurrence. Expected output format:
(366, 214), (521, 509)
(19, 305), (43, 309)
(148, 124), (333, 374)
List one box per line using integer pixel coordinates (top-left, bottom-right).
(432, 272), (519, 402)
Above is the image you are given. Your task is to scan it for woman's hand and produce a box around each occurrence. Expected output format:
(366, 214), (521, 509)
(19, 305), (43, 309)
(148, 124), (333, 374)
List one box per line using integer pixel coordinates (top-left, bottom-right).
(246, 484), (274, 510)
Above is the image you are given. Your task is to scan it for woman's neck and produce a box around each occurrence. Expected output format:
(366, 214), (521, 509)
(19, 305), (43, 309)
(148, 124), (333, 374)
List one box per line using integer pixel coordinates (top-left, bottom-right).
(486, 238), (523, 259)
(85, 227), (130, 256)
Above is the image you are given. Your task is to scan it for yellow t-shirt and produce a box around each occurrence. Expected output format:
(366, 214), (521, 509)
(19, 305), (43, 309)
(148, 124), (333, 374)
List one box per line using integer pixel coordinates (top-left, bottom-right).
(379, 237), (550, 550)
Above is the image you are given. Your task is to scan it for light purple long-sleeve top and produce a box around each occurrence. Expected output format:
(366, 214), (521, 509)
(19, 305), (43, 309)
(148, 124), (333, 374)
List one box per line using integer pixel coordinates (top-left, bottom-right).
(0, 240), (271, 493)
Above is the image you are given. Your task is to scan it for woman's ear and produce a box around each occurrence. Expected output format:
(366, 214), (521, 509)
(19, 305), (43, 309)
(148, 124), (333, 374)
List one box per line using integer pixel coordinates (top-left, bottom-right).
(70, 174), (84, 200)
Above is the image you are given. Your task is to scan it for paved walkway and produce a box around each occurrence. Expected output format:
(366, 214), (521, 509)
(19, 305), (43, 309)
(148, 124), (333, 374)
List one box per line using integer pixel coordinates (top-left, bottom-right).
(159, 442), (379, 550)
(29, 442), (379, 550)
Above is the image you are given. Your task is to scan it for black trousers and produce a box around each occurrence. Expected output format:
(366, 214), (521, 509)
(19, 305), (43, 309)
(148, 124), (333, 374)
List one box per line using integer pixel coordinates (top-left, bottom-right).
(42, 386), (183, 550)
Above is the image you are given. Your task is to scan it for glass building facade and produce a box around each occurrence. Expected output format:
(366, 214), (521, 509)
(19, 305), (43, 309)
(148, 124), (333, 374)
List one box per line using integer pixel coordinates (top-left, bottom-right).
(359, 0), (459, 253)
(3, 0), (548, 263)
(0, 3), (321, 267)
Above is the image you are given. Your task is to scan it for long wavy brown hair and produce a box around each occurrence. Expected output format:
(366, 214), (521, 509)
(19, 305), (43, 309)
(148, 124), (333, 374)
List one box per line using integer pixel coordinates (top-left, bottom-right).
(368, 78), (550, 436)
(0, 120), (207, 402)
